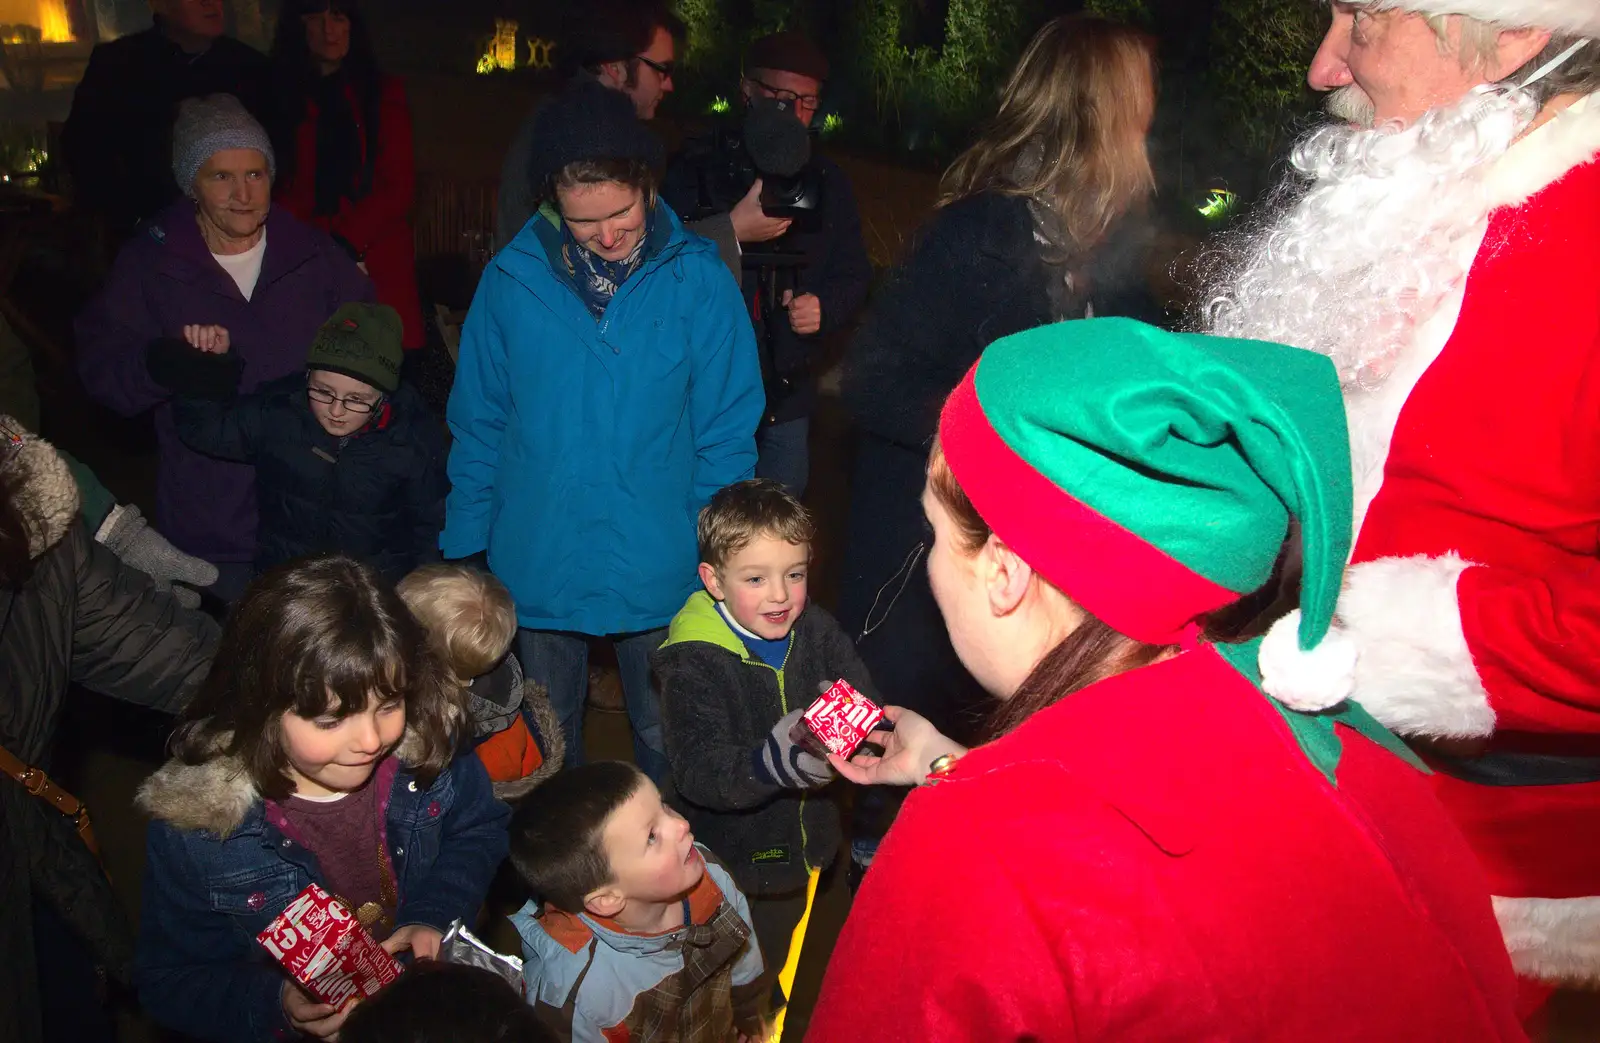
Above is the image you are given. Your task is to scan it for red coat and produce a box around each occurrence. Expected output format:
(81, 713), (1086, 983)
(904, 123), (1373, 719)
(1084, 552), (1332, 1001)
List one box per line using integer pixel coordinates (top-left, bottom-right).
(275, 74), (424, 349)
(808, 647), (1524, 1042)
(1332, 96), (1600, 983)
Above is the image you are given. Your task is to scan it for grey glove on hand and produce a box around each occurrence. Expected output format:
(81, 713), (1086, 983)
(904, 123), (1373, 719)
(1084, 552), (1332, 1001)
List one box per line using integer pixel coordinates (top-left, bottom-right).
(753, 706), (834, 790)
(96, 503), (218, 609)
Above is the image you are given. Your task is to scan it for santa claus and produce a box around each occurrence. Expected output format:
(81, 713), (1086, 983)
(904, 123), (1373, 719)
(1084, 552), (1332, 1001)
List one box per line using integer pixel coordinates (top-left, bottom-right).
(1206, 0), (1600, 1022)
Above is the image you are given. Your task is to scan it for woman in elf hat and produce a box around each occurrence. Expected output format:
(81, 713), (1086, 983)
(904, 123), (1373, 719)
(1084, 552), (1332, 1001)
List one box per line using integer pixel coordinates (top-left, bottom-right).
(806, 318), (1525, 1041)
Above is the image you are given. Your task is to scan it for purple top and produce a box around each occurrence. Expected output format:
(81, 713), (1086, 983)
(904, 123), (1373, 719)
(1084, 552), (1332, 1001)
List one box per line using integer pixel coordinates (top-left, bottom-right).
(75, 199), (374, 562)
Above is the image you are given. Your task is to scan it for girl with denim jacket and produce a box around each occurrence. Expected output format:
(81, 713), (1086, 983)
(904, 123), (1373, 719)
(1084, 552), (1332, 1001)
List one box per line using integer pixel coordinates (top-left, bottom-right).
(133, 554), (510, 1043)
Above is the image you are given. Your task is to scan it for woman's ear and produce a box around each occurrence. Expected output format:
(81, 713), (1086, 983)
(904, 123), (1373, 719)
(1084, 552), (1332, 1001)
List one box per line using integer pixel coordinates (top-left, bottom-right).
(982, 537), (1035, 618)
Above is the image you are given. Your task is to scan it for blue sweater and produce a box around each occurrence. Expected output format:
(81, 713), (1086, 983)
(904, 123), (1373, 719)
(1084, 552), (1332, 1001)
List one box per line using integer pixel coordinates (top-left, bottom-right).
(441, 202), (762, 633)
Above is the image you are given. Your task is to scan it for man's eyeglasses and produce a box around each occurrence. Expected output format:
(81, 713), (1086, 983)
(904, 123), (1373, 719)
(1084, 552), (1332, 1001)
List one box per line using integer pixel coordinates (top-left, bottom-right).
(745, 75), (821, 113)
(636, 54), (675, 79)
(307, 384), (380, 414)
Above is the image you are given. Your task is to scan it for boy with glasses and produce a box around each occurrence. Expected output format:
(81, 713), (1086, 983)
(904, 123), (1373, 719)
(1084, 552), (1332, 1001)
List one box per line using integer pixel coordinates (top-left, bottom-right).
(149, 302), (448, 586)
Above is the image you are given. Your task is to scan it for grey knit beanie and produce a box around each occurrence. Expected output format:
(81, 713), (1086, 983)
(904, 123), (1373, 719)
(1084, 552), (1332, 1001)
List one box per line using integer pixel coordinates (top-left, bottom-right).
(171, 94), (276, 198)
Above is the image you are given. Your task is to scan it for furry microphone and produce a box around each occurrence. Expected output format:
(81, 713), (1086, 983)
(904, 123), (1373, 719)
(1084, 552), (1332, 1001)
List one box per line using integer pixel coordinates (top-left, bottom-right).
(742, 96), (811, 179)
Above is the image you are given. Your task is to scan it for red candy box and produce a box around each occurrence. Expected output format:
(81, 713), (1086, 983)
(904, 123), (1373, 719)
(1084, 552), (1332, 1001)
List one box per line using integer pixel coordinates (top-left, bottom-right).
(791, 680), (885, 759)
(257, 884), (403, 1010)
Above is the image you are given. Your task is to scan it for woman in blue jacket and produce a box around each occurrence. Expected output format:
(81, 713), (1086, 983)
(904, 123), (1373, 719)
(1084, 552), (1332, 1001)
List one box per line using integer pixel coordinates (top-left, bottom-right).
(441, 82), (762, 783)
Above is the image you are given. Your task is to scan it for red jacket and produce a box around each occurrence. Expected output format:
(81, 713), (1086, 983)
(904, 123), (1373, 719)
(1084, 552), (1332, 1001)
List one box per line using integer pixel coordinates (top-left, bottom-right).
(808, 647), (1524, 1042)
(275, 74), (424, 349)
(1330, 96), (1600, 982)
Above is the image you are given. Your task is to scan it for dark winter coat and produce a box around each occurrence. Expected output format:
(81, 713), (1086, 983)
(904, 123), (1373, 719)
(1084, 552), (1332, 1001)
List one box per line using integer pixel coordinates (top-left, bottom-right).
(172, 374), (447, 580)
(836, 191), (1154, 740)
(62, 21), (272, 234)
(662, 150), (873, 424)
(275, 74), (425, 349)
(74, 199), (375, 565)
(0, 429), (217, 1043)
(135, 745), (509, 1043)
(653, 592), (874, 896)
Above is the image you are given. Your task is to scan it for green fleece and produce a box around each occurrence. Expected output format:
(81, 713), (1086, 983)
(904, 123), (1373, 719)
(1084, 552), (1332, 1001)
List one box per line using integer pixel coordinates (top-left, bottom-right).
(654, 591), (875, 897)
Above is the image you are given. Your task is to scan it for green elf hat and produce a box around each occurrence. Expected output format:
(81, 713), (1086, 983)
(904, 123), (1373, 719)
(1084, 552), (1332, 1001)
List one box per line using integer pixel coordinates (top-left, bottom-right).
(938, 317), (1353, 683)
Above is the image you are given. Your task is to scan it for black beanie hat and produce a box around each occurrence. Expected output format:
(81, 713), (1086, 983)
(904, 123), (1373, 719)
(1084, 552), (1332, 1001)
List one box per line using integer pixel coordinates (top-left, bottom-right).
(745, 31), (829, 82)
(526, 80), (665, 191)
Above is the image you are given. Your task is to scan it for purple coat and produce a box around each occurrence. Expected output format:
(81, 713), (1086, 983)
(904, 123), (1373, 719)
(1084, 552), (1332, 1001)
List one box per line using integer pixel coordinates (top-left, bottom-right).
(75, 199), (374, 562)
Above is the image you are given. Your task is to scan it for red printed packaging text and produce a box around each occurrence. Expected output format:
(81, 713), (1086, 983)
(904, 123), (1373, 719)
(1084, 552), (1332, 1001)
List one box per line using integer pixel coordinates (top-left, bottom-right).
(257, 884), (402, 1009)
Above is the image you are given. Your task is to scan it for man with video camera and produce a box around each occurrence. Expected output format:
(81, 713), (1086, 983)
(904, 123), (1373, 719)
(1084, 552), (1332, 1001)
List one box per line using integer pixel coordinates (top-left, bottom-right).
(661, 32), (872, 497)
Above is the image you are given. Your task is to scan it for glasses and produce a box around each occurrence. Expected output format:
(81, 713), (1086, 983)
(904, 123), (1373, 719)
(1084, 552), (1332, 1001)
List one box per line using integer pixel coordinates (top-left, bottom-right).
(745, 75), (821, 112)
(636, 54), (675, 79)
(307, 384), (379, 413)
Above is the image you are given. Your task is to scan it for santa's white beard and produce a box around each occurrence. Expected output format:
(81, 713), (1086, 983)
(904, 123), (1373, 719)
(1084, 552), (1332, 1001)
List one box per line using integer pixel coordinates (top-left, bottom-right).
(1202, 86), (1535, 390)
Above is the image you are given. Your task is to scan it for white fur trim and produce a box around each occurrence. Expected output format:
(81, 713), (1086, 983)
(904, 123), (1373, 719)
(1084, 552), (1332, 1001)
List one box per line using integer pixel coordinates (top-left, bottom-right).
(1487, 93), (1600, 208)
(1337, 554), (1497, 739)
(1493, 895), (1600, 984)
(136, 756), (261, 837)
(1369, 0), (1600, 37)
(1, 414), (80, 557)
(1258, 609), (1359, 712)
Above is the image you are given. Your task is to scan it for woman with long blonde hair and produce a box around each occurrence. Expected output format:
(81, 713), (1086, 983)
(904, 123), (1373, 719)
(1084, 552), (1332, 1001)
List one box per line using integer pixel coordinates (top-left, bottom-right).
(835, 15), (1161, 880)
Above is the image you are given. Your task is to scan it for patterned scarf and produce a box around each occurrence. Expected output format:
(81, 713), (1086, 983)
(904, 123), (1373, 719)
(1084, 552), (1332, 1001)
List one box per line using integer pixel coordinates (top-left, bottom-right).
(561, 221), (647, 320)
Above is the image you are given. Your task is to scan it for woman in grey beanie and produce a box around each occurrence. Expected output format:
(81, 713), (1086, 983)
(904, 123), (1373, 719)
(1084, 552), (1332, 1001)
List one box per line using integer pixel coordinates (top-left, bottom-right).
(74, 92), (373, 602)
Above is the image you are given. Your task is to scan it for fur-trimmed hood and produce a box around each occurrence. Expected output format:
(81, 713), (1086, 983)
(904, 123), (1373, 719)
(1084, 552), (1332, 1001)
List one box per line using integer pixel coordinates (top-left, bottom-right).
(136, 727), (429, 836)
(1, 416), (80, 560)
(490, 679), (565, 801)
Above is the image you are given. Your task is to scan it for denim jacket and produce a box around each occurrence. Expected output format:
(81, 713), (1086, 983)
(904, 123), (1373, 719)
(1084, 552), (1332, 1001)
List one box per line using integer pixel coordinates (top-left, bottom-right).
(133, 737), (509, 1043)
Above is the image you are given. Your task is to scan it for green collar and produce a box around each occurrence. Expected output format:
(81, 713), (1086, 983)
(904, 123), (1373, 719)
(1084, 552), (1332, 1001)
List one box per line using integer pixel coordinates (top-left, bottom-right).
(1213, 637), (1429, 785)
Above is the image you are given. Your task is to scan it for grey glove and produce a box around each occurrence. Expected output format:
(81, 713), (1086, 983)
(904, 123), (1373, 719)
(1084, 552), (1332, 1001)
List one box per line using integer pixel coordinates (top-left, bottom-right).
(95, 503), (218, 609)
(753, 706), (834, 790)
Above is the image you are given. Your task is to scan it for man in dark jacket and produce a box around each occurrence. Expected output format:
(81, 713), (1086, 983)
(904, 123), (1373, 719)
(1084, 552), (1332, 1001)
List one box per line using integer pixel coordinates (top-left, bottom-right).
(661, 32), (873, 497)
(0, 420), (217, 1043)
(62, 0), (271, 236)
(157, 302), (448, 581)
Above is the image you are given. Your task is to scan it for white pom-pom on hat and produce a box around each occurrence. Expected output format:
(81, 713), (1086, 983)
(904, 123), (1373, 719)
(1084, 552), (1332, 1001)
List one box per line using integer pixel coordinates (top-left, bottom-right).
(1258, 609), (1358, 713)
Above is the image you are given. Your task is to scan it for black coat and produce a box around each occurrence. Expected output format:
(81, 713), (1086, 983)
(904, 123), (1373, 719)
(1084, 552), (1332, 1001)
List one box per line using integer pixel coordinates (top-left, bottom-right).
(172, 374), (448, 579)
(0, 433), (217, 1043)
(653, 595), (875, 896)
(836, 192), (1156, 741)
(662, 148), (873, 424)
(62, 22), (271, 234)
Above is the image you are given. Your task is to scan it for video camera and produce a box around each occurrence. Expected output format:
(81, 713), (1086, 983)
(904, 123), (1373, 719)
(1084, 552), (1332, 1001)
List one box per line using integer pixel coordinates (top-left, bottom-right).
(698, 96), (825, 230)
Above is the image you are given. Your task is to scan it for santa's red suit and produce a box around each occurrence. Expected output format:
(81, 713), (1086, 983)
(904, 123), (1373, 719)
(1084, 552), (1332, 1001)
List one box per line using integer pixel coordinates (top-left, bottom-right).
(1333, 91), (1600, 985)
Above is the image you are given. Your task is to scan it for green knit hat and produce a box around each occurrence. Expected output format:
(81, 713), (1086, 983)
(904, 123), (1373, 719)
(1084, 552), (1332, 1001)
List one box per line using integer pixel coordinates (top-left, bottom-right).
(937, 317), (1351, 653)
(306, 303), (403, 393)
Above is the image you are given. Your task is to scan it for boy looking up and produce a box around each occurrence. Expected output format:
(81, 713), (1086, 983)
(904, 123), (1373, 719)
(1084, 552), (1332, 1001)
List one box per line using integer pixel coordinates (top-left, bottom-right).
(508, 762), (764, 1042)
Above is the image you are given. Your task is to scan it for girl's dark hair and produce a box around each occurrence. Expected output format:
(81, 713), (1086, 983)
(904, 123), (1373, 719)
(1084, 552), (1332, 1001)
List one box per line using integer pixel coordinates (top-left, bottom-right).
(927, 444), (1300, 742)
(0, 460), (35, 588)
(171, 554), (464, 799)
(341, 961), (558, 1043)
(268, 0), (383, 197)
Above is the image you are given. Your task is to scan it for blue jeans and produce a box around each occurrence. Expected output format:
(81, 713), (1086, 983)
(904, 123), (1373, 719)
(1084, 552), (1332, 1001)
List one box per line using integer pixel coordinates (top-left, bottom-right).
(755, 417), (810, 498)
(517, 628), (670, 785)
